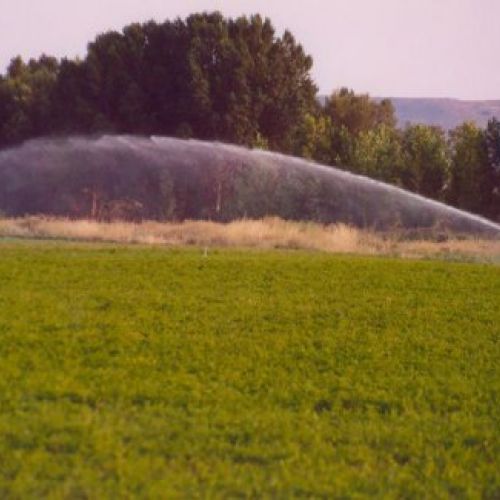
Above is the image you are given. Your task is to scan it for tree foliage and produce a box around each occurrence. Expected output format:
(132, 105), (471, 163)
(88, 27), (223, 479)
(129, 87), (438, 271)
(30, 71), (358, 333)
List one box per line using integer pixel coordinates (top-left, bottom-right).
(482, 119), (500, 219)
(0, 55), (59, 145)
(324, 88), (396, 136)
(55, 13), (316, 152)
(401, 125), (449, 200)
(0, 13), (498, 220)
(448, 122), (487, 213)
(351, 125), (404, 184)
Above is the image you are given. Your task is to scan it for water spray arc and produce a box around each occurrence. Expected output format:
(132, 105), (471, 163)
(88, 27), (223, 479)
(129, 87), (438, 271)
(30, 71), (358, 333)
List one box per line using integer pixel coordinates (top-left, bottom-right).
(0, 135), (498, 236)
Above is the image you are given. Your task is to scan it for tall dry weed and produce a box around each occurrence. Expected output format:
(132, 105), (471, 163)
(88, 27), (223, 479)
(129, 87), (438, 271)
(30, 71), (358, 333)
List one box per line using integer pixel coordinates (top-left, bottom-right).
(0, 216), (498, 262)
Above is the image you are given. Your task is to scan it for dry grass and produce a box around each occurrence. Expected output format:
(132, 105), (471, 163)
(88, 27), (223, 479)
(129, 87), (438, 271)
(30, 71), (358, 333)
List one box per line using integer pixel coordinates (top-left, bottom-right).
(0, 216), (499, 262)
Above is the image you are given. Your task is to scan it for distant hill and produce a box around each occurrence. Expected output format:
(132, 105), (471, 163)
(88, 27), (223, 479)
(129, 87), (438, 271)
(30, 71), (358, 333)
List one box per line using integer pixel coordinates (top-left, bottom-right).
(319, 96), (500, 130)
(381, 98), (500, 130)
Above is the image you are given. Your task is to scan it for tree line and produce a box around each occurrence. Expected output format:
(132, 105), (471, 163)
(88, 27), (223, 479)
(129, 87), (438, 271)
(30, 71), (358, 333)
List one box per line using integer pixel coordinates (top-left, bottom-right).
(298, 89), (499, 221)
(0, 12), (498, 220)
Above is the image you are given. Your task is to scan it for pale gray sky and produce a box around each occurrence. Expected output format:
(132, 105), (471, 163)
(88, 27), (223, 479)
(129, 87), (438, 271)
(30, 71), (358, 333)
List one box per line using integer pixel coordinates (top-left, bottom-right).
(1, 0), (499, 99)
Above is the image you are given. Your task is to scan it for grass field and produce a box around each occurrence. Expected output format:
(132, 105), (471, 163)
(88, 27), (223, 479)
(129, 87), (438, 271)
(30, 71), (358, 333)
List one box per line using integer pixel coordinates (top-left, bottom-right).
(0, 242), (499, 498)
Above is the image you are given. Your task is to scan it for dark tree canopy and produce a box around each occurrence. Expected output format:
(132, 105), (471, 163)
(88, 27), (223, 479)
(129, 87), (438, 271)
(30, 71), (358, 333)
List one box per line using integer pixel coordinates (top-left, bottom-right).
(2, 12), (315, 153)
(0, 55), (59, 145)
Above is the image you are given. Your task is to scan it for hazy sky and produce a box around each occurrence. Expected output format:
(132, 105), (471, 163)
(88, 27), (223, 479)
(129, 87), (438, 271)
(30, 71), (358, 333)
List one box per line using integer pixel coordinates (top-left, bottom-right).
(1, 0), (499, 99)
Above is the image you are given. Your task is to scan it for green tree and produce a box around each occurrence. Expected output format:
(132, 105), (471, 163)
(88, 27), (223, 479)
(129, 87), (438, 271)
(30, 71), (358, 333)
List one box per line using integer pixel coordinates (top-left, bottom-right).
(351, 124), (404, 184)
(447, 122), (488, 214)
(259, 30), (317, 152)
(184, 12), (254, 143)
(52, 58), (101, 133)
(483, 118), (500, 220)
(401, 124), (449, 200)
(0, 55), (59, 146)
(323, 88), (396, 137)
(45, 13), (317, 152)
(295, 112), (333, 164)
(329, 124), (355, 167)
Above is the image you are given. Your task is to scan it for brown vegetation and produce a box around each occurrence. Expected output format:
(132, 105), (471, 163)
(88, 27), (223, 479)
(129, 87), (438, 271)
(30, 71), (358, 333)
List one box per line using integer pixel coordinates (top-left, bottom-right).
(0, 217), (499, 262)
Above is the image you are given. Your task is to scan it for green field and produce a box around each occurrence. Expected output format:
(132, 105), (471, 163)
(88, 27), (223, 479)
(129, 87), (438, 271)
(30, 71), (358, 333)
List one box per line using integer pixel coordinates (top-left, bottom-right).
(0, 242), (499, 498)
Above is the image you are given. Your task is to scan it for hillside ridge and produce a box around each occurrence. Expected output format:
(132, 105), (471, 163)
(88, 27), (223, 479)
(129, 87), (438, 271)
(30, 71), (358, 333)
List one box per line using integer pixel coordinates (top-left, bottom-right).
(319, 96), (500, 129)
